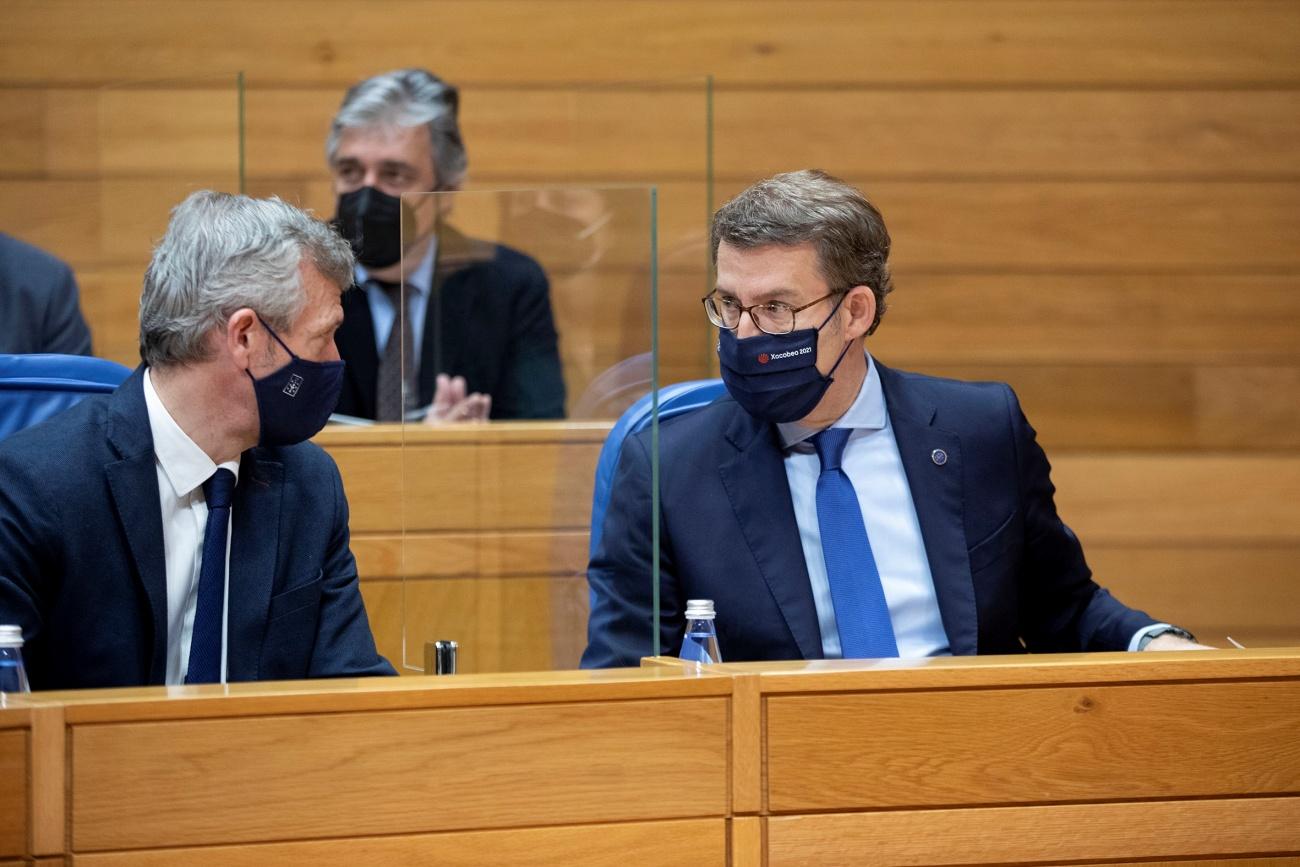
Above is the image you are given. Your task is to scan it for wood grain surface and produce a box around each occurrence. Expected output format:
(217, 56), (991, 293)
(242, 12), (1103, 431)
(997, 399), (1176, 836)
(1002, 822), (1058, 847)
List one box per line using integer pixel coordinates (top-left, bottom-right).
(766, 680), (1300, 811)
(766, 797), (1300, 865)
(72, 818), (726, 867)
(71, 696), (728, 850)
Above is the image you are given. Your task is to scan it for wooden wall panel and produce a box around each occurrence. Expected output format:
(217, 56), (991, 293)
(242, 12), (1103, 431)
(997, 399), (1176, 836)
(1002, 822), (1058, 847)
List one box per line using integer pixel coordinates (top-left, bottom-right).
(1051, 455), (1300, 543)
(13, 86), (1289, 183)
(1090, 546), (1300, 649)
(73, 818), (727, 867)
(765, 681), (1300, 811)
(875, 273), (1300, 365)
(71, 697), (729, 850)
(0, 729), (28, 859)
(919, 363), (1300, 451)
(12, 85), (1298, 188)
(4, 2), (1298, 87)
(766, 797), (1300, 866)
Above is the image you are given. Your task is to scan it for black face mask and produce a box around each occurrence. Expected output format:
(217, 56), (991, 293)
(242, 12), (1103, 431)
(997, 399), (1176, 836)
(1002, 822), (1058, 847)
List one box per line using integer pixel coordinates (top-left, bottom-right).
(333, 186), (403, 270)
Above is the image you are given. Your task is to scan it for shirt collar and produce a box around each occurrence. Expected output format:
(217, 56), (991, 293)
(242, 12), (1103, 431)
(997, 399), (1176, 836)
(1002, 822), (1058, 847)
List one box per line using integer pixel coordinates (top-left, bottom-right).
(354, 237), (437, 296)
(777, 351), (886, 450)
(143, 369), (241, 499)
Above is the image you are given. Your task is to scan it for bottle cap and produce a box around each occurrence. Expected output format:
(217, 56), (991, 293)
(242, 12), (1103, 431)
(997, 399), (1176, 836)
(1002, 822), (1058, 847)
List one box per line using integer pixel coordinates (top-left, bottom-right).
(685, 599), (716, 620)
(0, 625), (22, 646)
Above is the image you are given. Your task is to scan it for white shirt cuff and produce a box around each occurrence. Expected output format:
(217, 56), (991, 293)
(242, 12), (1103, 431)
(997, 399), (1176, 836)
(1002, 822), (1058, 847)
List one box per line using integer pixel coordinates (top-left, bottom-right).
(1128, 623), (1174, 652)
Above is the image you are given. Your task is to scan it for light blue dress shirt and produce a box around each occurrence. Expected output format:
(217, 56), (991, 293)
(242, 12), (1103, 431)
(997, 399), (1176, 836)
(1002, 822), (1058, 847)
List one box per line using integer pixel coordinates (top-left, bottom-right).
(778, 353), (951, 658)
(355, 241), (437, 364)
(778, 353), (1167, 657)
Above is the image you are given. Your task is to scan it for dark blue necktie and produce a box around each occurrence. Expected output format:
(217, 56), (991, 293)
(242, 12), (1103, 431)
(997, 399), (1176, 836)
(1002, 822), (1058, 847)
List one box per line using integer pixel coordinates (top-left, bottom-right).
(186, 467), (236, 684)
(812, 428), (899, 659)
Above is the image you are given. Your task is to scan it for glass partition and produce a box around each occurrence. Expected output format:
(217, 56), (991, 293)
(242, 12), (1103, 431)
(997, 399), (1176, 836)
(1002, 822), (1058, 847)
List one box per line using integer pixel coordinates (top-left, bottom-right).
(253, 76), (714, 674)
(0, 74), (244, 366)
(394, 186), (658, 673)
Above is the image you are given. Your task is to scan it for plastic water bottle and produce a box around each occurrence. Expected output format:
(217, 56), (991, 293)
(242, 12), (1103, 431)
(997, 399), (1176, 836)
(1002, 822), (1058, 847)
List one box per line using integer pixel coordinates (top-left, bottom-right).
(679, 599), (722, 665)
(0, 625), (30, 695)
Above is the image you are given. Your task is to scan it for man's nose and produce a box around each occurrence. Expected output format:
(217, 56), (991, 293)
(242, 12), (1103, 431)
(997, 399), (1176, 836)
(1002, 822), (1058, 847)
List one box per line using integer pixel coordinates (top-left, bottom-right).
(736, 313), (763, 339)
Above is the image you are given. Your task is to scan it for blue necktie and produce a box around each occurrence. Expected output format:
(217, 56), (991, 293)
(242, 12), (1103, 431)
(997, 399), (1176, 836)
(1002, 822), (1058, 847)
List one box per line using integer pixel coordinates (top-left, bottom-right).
(186, 468), (236, 684)
(812, 428), (899, 659)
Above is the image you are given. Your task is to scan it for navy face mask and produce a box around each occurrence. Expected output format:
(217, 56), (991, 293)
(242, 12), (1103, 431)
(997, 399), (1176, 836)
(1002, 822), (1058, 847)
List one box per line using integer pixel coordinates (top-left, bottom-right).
(717, 296), (853, 424)
(246, 317), (345, 447)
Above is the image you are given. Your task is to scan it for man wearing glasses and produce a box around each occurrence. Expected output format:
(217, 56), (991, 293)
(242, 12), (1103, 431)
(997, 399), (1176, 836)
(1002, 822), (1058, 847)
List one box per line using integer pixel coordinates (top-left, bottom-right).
(582, 170), (1204, 667)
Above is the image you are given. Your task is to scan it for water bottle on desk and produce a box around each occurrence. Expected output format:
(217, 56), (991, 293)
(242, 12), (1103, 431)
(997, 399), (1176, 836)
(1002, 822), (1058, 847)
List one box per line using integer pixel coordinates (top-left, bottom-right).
(0, 625), (30, 696)
(679, 599), (722, 665)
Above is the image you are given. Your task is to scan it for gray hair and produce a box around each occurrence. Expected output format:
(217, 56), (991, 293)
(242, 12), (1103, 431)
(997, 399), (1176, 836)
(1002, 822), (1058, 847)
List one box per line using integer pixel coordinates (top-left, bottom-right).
(139, 190), (354, 368)
(326, 68), (467, 191)
(711, 170), (894, 334)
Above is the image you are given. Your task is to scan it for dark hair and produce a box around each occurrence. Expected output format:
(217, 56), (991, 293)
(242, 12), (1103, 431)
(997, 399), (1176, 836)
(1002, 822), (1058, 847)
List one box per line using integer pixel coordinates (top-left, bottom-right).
(711, 170), (893, 334)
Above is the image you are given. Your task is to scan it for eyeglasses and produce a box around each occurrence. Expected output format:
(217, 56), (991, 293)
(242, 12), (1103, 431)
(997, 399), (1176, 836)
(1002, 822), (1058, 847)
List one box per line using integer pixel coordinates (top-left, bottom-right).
(702, 289), (845, 335)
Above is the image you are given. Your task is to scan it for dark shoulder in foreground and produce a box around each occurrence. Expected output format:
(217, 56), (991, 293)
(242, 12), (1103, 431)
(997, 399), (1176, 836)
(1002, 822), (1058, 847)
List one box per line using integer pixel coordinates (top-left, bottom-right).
(0, 391), (114, 472)
(0, 232), (74, 281)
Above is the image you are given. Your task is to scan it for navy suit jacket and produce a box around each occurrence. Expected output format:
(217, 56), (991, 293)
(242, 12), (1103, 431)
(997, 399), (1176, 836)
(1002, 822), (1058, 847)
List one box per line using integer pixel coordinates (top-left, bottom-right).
(333, 226), (565, 420)
(582, 362), (1157, 668)
(0, 232), (93, 356)
(0, 367), (395, 689)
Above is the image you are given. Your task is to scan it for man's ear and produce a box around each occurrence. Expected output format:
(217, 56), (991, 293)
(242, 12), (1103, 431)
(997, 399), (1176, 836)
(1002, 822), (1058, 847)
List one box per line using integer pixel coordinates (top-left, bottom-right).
(841, 285), (877, 341)
(225, 308), (259, 370)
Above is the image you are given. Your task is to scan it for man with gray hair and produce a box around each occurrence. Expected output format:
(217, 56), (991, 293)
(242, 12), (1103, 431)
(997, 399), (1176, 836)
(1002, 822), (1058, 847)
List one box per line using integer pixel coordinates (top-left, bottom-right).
(584, 170), (1205, 667)
(326, 68), (565, 422)
(0, 190), (394, 689)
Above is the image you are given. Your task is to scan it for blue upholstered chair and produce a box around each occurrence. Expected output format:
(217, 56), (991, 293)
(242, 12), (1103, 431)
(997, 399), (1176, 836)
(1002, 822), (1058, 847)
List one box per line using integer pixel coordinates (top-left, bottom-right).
(0, 353), (132, 442)
(588, 378), (726, 558)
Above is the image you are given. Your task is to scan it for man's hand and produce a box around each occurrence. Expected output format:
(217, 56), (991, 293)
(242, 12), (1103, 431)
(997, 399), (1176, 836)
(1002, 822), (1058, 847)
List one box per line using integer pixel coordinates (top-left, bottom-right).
(423, 373), (491, 425)
(1143, 634), (1216, 651)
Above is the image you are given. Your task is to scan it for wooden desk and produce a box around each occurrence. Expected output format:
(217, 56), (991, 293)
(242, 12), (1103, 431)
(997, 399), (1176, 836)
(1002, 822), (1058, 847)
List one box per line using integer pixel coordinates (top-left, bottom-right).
(3, 650), (1298, 865)
(717, 650), (1300, 866)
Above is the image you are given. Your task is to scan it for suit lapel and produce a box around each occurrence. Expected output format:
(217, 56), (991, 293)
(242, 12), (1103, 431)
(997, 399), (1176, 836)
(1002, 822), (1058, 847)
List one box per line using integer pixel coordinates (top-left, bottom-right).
(226, 451), (283, 681)
(717, 408), (824, 659)
(338, 287), (379, 416)
(104, 368), (169, 683)
(878, 363), (978, 655)
(420, 225), (494, 400)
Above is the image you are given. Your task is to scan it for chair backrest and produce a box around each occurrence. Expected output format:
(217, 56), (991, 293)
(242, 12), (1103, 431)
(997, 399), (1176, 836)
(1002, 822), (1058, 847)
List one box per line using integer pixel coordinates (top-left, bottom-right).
(0, 354), (133, 442)
(589, 378), (726, 558)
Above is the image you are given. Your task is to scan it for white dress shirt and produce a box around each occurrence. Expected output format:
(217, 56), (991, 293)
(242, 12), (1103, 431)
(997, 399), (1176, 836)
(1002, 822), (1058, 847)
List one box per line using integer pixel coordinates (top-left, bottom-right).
(356, 240), (437, 364)
(779, 353), (951, 658)
(143, 370), (239, 685)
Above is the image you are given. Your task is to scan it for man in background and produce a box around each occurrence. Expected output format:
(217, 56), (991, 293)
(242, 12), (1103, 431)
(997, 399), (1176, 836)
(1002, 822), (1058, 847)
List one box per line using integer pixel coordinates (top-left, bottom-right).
(0, 231), (93, 355)
(584, 170), (1206, 667)
(327, 68), (565, 422)
(0, 191), (393, 689)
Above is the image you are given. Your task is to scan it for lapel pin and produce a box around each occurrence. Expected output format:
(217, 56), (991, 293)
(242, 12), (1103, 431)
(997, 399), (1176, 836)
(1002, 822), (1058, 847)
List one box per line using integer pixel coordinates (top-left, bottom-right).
(931, 448), (948, 466)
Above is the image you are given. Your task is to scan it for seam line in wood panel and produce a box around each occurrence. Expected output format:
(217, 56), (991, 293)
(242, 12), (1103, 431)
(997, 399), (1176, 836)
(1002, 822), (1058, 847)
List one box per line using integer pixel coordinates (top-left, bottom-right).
(763, 791), (1300, 817)
(761, 673), (1300, 698)
(815, 851), (1300, 867)
(68, 815), (729, 856)
(63, 692), (733, 725)
(17, 80), (1300, 93)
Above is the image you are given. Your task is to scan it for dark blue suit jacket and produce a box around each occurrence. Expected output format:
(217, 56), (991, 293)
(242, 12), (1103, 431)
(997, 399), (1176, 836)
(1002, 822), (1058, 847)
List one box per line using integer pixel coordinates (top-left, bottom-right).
(0, 368), (395, 689)
(582, 362), (1157, 668)
(333, 227), (565, 420)
(0, 232), (93, 356)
